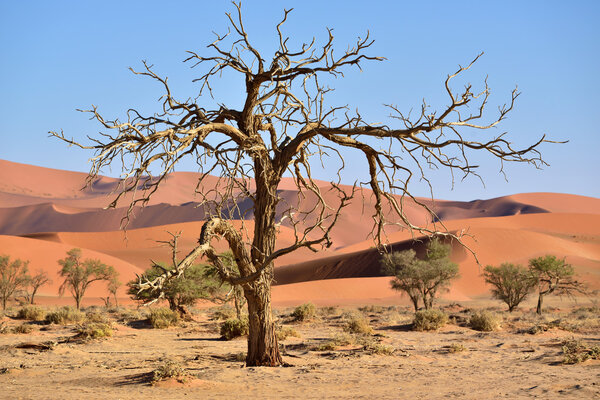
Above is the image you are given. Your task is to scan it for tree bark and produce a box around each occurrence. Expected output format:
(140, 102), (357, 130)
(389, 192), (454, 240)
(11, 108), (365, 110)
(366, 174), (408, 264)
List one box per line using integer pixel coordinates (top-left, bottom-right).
(244, 277), (282, 366)
(536, 294), (544, 315)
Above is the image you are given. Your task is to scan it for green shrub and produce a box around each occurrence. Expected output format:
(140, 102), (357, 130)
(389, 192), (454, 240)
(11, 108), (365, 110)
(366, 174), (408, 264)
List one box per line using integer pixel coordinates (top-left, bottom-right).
(412, 309), (448, 331)
(152, 359), (189, 383)
(220, 317), (249, 340)
(148, 308), (179, 329)
(276, 325), (300, 341)
(17, 305), (46, 321)
(292, 303), (316, 322)
(469, 311), (502, 332)
(76, 322), (113, 339)
(343, 314), (374, 335)
(45, 306), (85, 325)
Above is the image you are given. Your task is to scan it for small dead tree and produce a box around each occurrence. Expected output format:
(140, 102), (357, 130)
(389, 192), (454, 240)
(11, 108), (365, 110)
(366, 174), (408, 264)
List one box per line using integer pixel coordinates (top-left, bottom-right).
(529, 255), (585, 314)
(51, 3), (552, 366)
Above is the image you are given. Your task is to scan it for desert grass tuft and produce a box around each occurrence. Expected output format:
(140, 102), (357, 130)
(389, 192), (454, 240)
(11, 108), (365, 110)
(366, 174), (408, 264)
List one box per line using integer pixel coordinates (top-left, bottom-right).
(45, 307), (85, 325)
(469, 311), (502, 332)
(148, 308), (179, 329)
(292, 303), (316, 322)
(17, 305), (46, 321)
(152, 359), (190, 383)
(220, 317), (249, 340)
(412, 309), (448, 331)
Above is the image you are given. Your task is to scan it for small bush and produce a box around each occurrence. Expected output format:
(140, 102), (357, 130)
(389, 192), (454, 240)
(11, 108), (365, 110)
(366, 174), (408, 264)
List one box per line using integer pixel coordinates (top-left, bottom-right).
(220, 317), (249, 340)
(0, 321), (8, 334)
(292, 303), (316, 322)
(76, 322), (113, 339)
(364, 342), (395, 355)
(316, 332), (355, 351)
(343, 314), (374, 335)
(318, 306), (340, 317)
(469, 311), (502, 332)
(447, 343), (466, 353)
(562, 338), (600, 364)
(412, 309), (448, 331)
(211, 306), (237, 321)
(17, 306), (46, 321)
(148, 308), (179, 329)
(85, 310), (111, 324)
(13, 323), (34, 334)
(359, 305), (386, 314)
(152, 359), (190, 383)
(45, 307), (85, 325)
(276, 325), (300, 341)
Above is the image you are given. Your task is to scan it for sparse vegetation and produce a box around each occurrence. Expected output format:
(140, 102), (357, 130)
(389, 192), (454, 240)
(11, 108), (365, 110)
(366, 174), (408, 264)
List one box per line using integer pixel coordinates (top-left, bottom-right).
(17, 305), (46, 321)
(529, 255), (585, 315)
(45, 306), (85, 325)
(0, 255), (30, 310)
(483, 263), (536, 312)
(152, 359), (190, 383)
(412, 309), (448, 331)
(381, 238), (460, 311)
(276, 325), (300, 341)
(343, 313), (374, 335)
(58, 248), (118, 310)
(13, 323), (34, 334)
(76, 322), (113, 339)
(220, 317), (249, 340)
(447, 343), (466, 353)
(562, 338), (600, 364)
(469, 311), (502, 332)
(148, 308), (179, 329)
(292, 303), (317, 322)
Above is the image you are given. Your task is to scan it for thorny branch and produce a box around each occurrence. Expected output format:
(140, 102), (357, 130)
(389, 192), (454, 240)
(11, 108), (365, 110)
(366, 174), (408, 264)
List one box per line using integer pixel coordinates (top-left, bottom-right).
(50, 2), (556, 301)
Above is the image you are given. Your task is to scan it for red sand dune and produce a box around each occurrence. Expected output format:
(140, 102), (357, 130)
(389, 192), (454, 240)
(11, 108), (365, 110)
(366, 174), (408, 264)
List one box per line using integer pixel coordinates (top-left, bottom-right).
(1, 159), (599, 306)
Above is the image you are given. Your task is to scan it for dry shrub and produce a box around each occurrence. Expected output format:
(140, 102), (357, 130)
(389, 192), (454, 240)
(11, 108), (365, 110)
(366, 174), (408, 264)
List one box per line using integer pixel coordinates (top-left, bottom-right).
(116, 308), (147, 322)
(13, 323), (34, 334)
(316, 332), (355, 351)
(359, 305), (386, 314)
(343, 313), (373, 335)
(76, 322), (113, 339)
(469, 311), (502, 332)
(562, 338), (600, 364)
(152, 359), (190, 383)
(0, 321), (8, 334)
(364, 341), (395, 355)
(318, 306), (340, 317)
(17, 305), (46, 321)
(292, 303), (316, 322)
(413, 309), (448, 331)
(85, 310), (111, 324)
(220, 317), (249, 340)
(211, 306), (236, 321)
(276, 325), (300, 341)
(447, 343), (466, 353)
(148, 308), (179, 329)
(45, 307), (85, 325)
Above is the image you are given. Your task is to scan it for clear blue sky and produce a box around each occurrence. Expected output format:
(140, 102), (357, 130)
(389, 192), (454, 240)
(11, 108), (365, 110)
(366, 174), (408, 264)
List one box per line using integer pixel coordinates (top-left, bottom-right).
(1, 1), (598, 200)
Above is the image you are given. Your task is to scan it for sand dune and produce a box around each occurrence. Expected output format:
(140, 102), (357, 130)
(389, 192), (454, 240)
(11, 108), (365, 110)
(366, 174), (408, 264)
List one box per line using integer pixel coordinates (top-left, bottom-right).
(0, 235), (143, 303)
(1, 159), (599, 306)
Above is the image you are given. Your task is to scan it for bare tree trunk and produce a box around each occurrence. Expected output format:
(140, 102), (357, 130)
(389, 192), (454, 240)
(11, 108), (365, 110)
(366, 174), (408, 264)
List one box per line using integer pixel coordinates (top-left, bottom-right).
(410, 296), (419, 312)
(244, 276), (282, 366)
(536, 294), (544, 315)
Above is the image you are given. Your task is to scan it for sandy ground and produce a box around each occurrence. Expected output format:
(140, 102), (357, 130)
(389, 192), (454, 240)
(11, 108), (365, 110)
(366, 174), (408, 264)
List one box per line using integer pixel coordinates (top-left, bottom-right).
(1, 302), (599, 400)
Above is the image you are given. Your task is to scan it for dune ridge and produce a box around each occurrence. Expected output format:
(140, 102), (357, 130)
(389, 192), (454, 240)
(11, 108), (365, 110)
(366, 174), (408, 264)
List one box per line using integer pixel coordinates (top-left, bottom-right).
(0, 159), (598, 305)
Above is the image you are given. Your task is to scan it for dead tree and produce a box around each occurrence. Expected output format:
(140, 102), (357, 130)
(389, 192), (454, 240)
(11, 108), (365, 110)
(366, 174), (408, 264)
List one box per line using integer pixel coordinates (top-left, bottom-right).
(51, 3), (553, 366)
